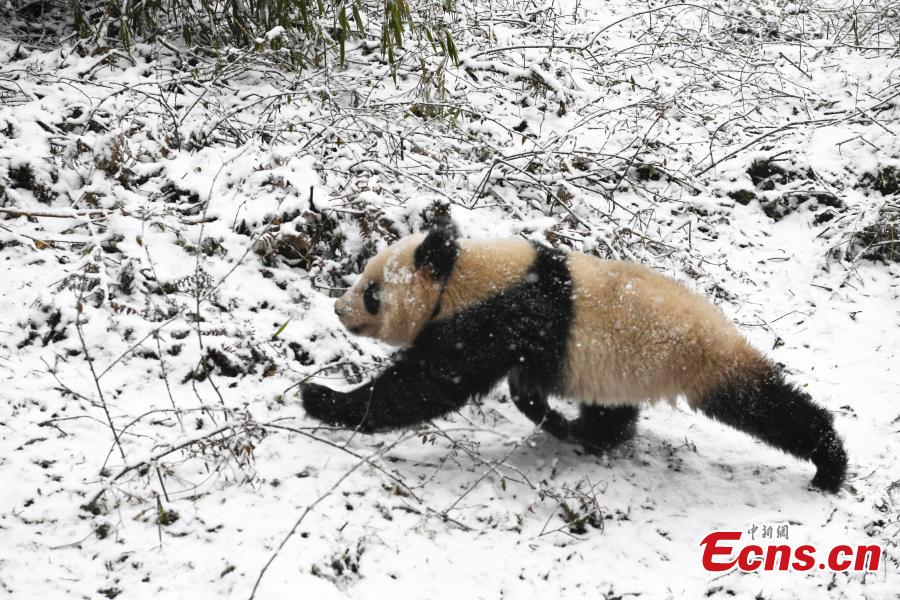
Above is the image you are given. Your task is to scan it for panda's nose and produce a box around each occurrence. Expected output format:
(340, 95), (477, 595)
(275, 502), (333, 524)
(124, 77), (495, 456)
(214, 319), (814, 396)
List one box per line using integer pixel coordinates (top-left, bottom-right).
(334, 304), (345, 317)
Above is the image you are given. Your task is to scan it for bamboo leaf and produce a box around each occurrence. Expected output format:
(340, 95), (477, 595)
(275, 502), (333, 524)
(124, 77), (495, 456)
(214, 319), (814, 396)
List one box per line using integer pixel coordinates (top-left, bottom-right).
(272, 318), (292, 339)
(338, 5), (350, 33)
(446, 31), (458, 65)
(352, 1), (364, 32)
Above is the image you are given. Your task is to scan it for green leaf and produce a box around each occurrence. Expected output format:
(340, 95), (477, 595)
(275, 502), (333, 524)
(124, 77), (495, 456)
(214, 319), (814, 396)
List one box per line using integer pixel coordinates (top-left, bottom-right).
(338, 5), (351, 34)
(352, 1), (364, 32)
(446, 31), (458, 65)
(389, 0), (403, 47)
(272, 317), (292, 339)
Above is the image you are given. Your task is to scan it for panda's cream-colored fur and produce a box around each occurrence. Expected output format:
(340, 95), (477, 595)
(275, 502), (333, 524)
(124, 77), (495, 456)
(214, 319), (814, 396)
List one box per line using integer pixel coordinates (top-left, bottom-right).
(437, 239), (536, 319)
(336, 235), (767, 407)
(564, 253), (768, 407)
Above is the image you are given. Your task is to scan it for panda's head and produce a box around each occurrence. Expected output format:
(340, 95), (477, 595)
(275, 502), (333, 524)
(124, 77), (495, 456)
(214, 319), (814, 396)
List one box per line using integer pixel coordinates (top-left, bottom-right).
(334, 223), (459, 346)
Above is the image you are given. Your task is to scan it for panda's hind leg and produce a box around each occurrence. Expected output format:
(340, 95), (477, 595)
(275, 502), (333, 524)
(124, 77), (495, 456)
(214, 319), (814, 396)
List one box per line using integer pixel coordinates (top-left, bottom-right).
(696, 366), (848, 492)
(570, 403), (639, 455)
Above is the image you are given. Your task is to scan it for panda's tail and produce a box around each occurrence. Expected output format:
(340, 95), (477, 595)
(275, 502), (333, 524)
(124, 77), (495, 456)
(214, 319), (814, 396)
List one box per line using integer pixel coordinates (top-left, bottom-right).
(697, 364), (847, 493)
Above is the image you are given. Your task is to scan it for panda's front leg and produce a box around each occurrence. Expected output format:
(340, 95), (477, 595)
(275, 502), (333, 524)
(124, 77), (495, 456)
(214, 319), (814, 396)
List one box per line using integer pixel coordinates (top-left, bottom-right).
(507, 368), (572, 441)
(300, 382), (379, 432)
(301, 370), (467, 433)
(302, 349), (507, 433)
(508, 369), (638, 454)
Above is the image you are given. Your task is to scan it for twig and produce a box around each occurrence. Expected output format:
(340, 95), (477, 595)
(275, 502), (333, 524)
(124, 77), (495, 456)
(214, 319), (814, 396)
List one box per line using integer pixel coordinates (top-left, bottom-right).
(74, 277), (126, 462)
(248, 435), (409, 600)
(0, 207), (108, 218)
(84, 421), (244, 511)
(442, 436), (523, 516)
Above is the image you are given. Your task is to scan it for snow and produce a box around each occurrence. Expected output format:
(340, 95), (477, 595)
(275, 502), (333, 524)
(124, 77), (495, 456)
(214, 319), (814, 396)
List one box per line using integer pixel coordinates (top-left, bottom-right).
(258, 26), (286, 44)
(1, 0), (899, 598)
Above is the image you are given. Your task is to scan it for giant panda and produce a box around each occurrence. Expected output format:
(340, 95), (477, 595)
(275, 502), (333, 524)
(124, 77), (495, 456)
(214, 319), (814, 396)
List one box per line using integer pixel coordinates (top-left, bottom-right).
(301, 221), (848, 492)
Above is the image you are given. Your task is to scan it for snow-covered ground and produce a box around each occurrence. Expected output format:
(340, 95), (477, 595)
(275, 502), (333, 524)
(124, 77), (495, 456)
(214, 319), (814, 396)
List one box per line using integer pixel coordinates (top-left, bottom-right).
(1, 0), (898, 598)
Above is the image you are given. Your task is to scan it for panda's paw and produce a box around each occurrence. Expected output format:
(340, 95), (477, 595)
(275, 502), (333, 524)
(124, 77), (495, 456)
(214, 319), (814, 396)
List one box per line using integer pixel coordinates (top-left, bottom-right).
(300, 383), (344, 425)
(809, 431), (848, 494)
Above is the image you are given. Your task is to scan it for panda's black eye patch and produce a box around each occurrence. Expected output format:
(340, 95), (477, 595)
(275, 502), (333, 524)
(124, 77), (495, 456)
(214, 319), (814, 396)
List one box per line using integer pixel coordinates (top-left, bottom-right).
(363, 281), (381, 315)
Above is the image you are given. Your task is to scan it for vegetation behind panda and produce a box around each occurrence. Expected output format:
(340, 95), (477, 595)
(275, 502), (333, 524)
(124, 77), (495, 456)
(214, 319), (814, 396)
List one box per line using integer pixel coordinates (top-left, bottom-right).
(301, 221), (848, 493)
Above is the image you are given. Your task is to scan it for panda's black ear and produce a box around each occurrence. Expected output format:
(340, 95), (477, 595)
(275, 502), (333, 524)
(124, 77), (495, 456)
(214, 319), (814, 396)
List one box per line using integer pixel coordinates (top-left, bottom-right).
(414, 221), (460, 280)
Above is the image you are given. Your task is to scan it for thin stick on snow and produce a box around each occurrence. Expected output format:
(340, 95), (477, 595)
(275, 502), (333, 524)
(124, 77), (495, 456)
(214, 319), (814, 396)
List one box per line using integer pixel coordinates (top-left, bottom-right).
(75, 278), (126, 462)
(442, 436), (524, 516)
(0, 207), (107, 219)
(84, 421), (245, 512)
(247, 433), (416, 600)
(265, 422), (474, 532)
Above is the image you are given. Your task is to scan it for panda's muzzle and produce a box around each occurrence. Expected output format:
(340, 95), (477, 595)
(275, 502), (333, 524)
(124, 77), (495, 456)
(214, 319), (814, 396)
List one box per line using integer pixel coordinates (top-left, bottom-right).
(334, 294), (370, 335)
(334, 294), (354, 320)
